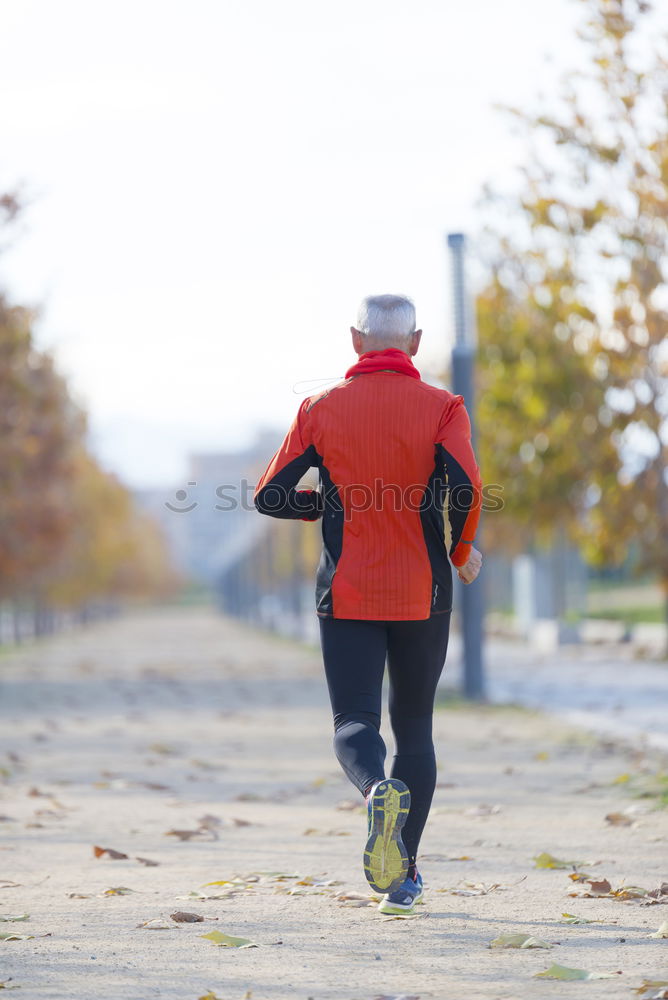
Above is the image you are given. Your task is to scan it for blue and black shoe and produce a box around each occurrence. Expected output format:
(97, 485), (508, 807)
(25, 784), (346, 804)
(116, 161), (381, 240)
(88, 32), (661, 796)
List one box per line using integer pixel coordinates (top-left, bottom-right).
(363, 778), (410, 894)
(377, 870), (424, 915)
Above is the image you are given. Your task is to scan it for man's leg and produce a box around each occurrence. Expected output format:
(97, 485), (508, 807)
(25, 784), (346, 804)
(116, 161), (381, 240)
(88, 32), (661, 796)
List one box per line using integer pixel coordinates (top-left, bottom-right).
(386, 612), (451, 872)
(318, 616), (388, 795)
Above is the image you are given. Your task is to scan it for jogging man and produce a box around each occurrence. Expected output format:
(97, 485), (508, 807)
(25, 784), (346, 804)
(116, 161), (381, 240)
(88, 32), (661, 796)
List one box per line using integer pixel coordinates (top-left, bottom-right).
(254, 294), (482, 914)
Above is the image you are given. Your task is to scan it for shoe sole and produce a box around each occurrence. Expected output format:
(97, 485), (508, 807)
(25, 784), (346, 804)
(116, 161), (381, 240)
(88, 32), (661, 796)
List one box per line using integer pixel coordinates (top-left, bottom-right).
(363, 778), (410, 893)
(377, 887), (424, 916)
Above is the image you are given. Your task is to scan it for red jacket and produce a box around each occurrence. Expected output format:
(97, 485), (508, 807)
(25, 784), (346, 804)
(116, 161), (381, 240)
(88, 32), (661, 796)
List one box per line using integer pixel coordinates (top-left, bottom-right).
(254, 348), (482, 621)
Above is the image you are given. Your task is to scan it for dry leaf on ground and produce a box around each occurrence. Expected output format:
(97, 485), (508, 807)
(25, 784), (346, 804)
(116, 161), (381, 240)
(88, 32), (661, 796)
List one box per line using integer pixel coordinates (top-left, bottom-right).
(420, 854), (472, 862)
(93, 845), (129, 859)
(632, 981), (668, 997)
(643, 883), (668, 906)
(489, 933), (552, 949)
(568, 878), (648, 900)
(650, 921), (668, 938)
(533, 852), (583, 869)
(200, 931), (257, 948)
(534, 963), (621, 981)
(560, 913), (612, 924)
(170, 911), (204, 922)
(136, 918), (173, 930)
(0, 915), (29, 922)
(605, 812), (634, 826)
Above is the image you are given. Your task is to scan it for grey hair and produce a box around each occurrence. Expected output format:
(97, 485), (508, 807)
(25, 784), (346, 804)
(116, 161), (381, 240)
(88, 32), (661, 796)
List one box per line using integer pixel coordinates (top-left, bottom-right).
(356, 294), (416, 348)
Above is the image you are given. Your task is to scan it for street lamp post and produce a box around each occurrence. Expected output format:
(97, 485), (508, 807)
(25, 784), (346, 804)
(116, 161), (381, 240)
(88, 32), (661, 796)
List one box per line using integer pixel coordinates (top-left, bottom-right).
(447, 232), (486, 701)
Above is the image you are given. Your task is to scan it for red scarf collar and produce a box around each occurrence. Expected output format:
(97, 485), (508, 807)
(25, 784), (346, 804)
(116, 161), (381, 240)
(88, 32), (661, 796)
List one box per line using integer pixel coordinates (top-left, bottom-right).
(344, 348), (421, 381)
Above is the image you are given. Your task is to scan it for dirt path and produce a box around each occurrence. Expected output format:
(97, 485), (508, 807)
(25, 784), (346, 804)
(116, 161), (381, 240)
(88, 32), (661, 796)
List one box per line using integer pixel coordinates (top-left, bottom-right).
(1, 607), (667, 1000)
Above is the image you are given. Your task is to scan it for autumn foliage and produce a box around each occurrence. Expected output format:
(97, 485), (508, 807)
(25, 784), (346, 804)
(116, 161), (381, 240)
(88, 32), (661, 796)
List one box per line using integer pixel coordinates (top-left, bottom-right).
(0, 194), (176, 624)
(476, 0), (668, 615)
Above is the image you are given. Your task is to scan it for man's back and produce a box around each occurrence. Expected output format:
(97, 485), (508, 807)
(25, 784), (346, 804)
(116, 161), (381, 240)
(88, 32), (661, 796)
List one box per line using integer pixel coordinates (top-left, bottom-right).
(255, 350), (481, 621)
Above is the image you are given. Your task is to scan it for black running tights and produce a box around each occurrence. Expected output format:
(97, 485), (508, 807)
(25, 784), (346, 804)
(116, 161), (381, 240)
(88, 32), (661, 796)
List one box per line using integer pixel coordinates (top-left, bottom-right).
(318, 612), (451, 868)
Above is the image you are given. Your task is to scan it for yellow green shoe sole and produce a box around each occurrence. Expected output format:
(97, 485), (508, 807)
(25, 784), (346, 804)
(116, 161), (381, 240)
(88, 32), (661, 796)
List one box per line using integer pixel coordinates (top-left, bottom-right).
(363, 778), (410, 893)
(377, 887), (425, 915)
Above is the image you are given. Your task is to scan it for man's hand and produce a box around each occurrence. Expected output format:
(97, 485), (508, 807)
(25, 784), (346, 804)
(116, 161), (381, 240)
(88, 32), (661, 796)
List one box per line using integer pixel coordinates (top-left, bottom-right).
(457, 546), (482, 585)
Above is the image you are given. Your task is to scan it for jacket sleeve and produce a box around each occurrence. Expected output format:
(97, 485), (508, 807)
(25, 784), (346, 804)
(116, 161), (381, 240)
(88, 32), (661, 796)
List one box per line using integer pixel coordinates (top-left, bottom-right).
(253, 398), (323, 521)
(436, 395), (482, 568)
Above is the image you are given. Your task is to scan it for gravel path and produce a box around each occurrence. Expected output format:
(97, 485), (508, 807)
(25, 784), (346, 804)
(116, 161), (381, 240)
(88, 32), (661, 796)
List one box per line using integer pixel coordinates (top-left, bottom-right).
(0, 607), (667, 1000)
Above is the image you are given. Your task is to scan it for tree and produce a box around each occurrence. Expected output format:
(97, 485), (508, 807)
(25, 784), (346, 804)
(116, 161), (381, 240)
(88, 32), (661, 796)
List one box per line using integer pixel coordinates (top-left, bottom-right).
(0, 293), (85, 601)
(476, 0), (668, 635)
(0, 193), (177, 625)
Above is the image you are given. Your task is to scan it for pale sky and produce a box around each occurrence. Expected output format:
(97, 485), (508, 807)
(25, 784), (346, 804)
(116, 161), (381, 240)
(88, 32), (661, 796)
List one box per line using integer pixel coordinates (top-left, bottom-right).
(0, 0), (605, 487)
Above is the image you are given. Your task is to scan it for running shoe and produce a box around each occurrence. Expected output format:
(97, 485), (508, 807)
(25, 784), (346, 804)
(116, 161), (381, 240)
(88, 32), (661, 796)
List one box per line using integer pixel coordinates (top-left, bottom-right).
(363, 777), (410, 893)
(377, 870), (424, 915)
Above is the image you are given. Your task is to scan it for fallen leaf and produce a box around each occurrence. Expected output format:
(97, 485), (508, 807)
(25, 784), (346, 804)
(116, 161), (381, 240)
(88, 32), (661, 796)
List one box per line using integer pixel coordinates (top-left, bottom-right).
(170, 911), (204, 922)
(534, 751), (550, 761)
(202, 879), (243, 887)
(533, 852), (582, 869)
(0, 932), (34, 941)
(200, 931), (257, 948)
(66, 892), (92, 899)
(0, 915), (29, 922)
(586, 879), (613, 895)
(420, 853), (472, 862)
(632, 981), (668, 996)
(643, 883), (668, 905)
(650, 921), (668, 939)
(610, 884), (647, 900)
(334, 891), (377, 903)
(380, 914), (420, 921)
(100, 886), (135, 895)
(561, 913), (596, 924)
(0, 881), (22, 889)
(0, 978), (20, 989)
(441, 876), (526, 896)
(534, 963), (620, 981)
(165, 829), (204, 841)
(568, 871), (592, 882)
(489, 933), (552, 949)
(605, 812), (634, 826)
(93, 845), (129, 860)
(148, 742), (178, 755)
(612, 772), (631, 784)
(135, 857), (160, 867)
(136, 918), (173, 930)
